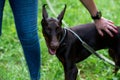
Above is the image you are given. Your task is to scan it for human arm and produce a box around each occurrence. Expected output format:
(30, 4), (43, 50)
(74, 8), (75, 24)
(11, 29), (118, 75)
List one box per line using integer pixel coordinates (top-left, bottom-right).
(80, 0), (118, 37)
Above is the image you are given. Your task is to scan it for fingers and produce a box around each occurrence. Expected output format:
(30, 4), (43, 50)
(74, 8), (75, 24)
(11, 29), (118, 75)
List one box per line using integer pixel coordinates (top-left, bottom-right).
(95, 17), (118, 37)
(105, 27), (114, 37)
(97, 25), (115, 37)
(97, 29), (104, 37)
(108, 22), (118, 29)
(102, 24), (118, 37)
(108, 20), (114, 24)
(107, 24), (118, 33)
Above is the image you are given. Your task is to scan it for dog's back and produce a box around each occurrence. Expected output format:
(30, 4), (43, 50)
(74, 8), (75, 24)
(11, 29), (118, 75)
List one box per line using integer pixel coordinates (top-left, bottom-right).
(71, 23), (120, 50)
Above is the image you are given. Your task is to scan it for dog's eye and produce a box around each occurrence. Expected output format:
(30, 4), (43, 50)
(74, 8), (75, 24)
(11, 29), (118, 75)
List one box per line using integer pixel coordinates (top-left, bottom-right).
(46, 27), (51, 33)
(56, 27), (61, 32)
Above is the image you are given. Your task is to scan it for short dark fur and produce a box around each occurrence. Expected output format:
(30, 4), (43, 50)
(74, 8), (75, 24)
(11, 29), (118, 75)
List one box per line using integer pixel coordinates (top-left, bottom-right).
(41, 4), (120, 80)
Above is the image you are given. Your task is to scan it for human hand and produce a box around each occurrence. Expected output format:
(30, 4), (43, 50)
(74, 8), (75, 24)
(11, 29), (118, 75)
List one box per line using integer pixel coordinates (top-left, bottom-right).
(94, 17), (118, 37)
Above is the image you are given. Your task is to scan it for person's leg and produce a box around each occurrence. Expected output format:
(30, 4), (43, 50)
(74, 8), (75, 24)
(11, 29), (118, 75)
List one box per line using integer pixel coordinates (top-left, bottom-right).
(0, 0), (5, 35)
(9, 0), (40, 80)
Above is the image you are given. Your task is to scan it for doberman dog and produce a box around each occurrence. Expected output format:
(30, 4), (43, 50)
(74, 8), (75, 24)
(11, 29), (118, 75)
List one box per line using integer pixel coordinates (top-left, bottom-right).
(41, 4), (120, 80)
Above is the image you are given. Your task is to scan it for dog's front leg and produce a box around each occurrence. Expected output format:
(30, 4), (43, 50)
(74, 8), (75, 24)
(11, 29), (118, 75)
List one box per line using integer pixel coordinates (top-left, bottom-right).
(63, 62), (78, 80)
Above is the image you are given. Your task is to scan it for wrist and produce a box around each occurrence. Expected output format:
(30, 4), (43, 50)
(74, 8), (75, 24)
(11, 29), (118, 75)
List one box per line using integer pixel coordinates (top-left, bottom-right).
(91, 11), (102, 20)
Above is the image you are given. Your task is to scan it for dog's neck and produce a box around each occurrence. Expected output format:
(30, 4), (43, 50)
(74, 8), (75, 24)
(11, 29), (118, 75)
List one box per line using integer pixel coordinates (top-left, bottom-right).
(59, 28), (67, 44)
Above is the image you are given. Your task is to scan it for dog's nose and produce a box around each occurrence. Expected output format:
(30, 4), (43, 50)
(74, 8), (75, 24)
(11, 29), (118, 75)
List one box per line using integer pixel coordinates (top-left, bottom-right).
(50, 41), (59, 49)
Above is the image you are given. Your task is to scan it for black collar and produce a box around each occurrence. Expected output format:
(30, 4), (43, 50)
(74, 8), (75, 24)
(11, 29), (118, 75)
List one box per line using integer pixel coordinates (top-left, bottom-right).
(59, 28), (67, 44)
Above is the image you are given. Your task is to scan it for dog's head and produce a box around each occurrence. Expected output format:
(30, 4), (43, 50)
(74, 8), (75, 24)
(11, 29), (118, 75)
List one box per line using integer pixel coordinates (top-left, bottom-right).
(41, 4), (66, 55)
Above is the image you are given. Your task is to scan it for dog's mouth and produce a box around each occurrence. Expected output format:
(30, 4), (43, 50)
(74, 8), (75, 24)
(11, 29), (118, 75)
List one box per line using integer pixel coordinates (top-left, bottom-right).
(45, 40), (59, 55)
(48, 48), (57, 55)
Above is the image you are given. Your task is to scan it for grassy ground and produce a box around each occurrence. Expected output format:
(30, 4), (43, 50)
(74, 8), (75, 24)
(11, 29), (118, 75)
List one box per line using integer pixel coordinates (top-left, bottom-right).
(0, 0), (120, 80)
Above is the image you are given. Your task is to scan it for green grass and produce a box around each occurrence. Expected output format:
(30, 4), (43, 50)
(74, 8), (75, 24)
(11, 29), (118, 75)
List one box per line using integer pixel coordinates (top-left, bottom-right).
(0, 0), (120, 80)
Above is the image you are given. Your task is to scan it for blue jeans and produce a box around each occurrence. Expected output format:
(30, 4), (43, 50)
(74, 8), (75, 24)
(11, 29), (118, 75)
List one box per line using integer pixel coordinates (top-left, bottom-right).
(0, 0), (41, 80)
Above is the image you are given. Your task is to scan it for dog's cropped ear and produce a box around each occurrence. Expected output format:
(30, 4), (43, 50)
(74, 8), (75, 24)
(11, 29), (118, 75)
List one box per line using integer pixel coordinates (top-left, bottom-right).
(41, 4), (48, 27)
(57, 4), (66, 25)
(42, 4), (48, 20)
